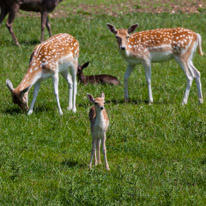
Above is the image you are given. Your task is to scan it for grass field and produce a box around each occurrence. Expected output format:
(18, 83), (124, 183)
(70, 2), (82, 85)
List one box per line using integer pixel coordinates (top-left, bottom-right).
(0, 1), (206, 205)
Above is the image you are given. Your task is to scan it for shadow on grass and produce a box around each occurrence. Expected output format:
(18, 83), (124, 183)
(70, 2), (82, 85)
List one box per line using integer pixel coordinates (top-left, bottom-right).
(4, 107), (22, 115)
(4, 106), (51, 115)
(20, 39), (40, 46)
(107, 98), (173, 105)
(0, 39), (40, 47)
(61, 159), (86, 168)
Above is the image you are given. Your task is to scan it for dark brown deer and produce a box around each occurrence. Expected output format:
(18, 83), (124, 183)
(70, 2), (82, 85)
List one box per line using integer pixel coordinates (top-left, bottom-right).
(0, 0), (62, 46)
(77, 62), (120, 86)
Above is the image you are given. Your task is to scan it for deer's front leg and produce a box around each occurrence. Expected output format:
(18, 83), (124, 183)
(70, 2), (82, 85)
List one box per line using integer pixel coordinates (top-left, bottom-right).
(6, 5), (20, 46)
(53, 72), (63, 115)
(89, 137), (97, 169)
(28, 81), (41, 115)
(124, 64), (135, 102)
(97, 139), (101, 165)
(102, 134), (109, 171)
(143, 61), (153, 104)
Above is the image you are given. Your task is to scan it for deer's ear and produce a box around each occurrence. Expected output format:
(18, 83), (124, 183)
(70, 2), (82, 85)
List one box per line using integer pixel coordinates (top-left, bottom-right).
(128, 24), (139, 34)
(6, 79), (14, 93)
(87, 93), (94, 103)
(107, 23), (117, 34)
(82, 62), (89, 70)
(20, 86), (30, 97)
(101, 92), (105, 99)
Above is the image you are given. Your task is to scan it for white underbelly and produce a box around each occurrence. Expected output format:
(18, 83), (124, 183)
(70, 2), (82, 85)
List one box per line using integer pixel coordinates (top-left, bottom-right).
(150, 51), (173, 62)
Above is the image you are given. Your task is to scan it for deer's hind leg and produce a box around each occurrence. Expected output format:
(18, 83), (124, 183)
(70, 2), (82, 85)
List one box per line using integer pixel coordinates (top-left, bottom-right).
(188, 61), (203, 104)
(175, 56), (194, 105)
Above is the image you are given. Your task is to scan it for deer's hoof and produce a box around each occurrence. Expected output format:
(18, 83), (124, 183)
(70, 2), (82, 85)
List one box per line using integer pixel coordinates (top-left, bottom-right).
(199, 99), (203, 104)
(27, 110), (33, 115)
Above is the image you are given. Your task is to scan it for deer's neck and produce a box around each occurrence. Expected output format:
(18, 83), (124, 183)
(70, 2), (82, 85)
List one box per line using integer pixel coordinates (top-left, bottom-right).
(94, 109), (108, 130)
(17, 66), (40, 92)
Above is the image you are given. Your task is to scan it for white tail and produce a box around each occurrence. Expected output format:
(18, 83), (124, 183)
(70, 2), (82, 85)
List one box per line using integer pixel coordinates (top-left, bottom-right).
(87, 92), (110, 170)
(6, 33), (79, 115)
(107, 23), (203, 105)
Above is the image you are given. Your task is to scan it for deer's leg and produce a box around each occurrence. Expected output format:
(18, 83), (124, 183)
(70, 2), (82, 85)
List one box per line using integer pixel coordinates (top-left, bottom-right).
(189, 61), (203, 104)
(124, 64), (135, 102)
(102, 134), (109, 171)
(175, 57), (193, 105)
(6, 5), (20, 46)
(27, 81), (41, 115)
(143, 61), (153, 104)
(97, 139), (101, 165)
(46, 16), (52, 37)
(41, 12), (48, 42)
(61, 71), (73, 110)
(71, 63), (77, 113)
(52, 72), (63, 115)
(89, 137), (97, 169)
(0, 8), (8, 28)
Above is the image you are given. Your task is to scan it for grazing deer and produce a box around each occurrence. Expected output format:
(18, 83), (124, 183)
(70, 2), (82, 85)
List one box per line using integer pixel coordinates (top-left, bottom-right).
(0, 0), (63, 46)
(77, 62), (120, 85)
(6, 33), (79, 115)
(107, 23), (203, 105)
(87, 92), (110, 171)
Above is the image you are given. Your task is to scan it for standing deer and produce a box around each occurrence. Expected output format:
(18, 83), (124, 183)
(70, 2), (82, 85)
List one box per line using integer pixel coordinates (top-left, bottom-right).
(0, 0), (63, 46)
(6, 33), (79, 115)
(77, 61), (120, 85)
(87, 92), (110, 171)
(107, 23), (203, 105)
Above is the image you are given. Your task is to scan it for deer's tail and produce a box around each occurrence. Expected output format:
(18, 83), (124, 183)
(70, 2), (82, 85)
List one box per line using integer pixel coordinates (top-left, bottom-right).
(197, 33), (204, 56)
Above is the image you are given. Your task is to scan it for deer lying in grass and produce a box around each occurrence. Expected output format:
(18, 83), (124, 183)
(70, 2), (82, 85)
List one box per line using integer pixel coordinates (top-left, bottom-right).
(87, 92), (110, 171)
(0, 0), (62, 46)
(107, 23), (203, 105)
(77, 62), (120, 85)
(6, 33), (79, 115)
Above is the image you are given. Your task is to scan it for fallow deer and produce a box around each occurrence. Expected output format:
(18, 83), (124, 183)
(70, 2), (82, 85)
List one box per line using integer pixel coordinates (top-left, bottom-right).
(77, 62), (120, 85)
(0, 0), (63, 46)
(6, 33), (79, 115)
(107, 23), (203, 105)
(87, 92), (110, 171)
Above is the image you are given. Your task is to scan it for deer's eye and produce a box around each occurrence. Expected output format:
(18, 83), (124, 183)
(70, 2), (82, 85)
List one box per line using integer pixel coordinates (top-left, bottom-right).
(95, 102), (98, 105)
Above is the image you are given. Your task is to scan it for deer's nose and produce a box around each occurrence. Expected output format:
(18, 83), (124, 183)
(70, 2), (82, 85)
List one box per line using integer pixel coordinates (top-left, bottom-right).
(100, 107), (104, 110)
(120, 46), (126, 50)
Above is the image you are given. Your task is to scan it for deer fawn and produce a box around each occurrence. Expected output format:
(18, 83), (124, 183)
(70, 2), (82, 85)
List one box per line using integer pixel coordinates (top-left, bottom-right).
(77, 62), (120, 85)
(6, 33), (79, 115)
(87, 92), (110, 170)
(107, 23), (203, 105)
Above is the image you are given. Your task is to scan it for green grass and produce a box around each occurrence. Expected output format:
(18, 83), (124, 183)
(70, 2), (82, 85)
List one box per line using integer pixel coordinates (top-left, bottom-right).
(0, 2), (206, 205)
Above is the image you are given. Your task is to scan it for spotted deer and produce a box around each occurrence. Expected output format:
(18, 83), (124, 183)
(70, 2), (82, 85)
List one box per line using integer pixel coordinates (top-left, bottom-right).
(77, 62), (120, 85)
(107, 23), (203, 105)
(6, 33), (79, 115)
(87, 92), (110, 171)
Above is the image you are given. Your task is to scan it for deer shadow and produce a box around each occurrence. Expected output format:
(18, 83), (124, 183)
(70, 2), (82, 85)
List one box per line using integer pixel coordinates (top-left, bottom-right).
(61, 159), (86, 168)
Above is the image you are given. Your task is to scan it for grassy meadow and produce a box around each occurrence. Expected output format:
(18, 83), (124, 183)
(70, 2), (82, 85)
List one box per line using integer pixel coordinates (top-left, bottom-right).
(0, 1), (206, 205)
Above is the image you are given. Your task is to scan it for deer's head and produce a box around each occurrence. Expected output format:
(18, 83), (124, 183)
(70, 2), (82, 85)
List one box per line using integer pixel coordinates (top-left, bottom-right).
(107, 23), (139, 51)
(87, 92), (105, 111)
(6, 79), (29, 111)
